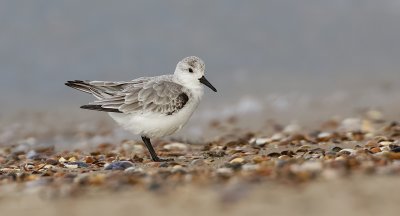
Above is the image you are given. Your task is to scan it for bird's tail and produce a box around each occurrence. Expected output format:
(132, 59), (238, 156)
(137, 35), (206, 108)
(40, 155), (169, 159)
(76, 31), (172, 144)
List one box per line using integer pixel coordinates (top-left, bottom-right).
(65, 80), (123, 113)
(65, 80), (94, 94)
(65, 80), (109, 99)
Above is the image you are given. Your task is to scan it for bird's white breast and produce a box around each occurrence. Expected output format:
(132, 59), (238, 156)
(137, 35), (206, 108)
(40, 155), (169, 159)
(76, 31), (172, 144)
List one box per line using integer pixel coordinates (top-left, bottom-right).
(108, 88), (203, 138)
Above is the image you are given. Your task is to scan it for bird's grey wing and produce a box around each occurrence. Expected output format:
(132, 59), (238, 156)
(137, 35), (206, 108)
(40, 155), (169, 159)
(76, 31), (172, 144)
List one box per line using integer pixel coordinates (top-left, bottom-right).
(92, 80), (190, 115)
(87, 77), (152, 97)
(66, 78), (152, 99)
(89, 77), (151, 88)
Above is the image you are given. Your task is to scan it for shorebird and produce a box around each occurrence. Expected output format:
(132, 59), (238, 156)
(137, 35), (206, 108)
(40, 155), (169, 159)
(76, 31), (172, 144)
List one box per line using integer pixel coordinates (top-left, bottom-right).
(65, 56), (217, 161)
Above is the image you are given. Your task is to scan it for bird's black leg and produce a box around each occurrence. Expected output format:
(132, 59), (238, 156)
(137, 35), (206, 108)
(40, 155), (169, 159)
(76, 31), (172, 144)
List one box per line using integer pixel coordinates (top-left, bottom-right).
(141, 136), (172, 162)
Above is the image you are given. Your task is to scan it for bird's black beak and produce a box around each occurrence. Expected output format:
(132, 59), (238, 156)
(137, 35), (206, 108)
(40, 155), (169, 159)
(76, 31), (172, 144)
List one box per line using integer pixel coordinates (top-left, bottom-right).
(199, 76), (217, 92)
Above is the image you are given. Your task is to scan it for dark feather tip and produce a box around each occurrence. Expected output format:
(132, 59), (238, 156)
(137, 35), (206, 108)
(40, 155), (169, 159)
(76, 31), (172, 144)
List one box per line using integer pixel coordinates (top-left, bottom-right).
(80, 105), (122, 113)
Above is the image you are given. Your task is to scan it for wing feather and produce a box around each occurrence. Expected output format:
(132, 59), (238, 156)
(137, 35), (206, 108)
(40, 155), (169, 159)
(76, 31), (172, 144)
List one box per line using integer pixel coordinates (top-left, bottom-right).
(69, 77), (187, 114)
(83, 76), (190, 115)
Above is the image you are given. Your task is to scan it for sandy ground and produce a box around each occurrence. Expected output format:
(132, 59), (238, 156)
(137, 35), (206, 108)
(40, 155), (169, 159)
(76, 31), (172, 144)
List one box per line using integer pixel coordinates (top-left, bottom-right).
(1, 176), (399, 216)
(1, 104), (400, 216)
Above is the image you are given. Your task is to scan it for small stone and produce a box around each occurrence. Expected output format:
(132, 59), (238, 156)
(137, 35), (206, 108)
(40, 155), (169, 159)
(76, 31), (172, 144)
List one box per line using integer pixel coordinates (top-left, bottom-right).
(365, 140), (379, 148)
(26, 150), (41, 160)
(267, 152), (281, 158)
(374, 136), (389, 142)
(225, 161), (242, 171)
(387, 152), (400, 160)
(68, 157), (77, 162)
(66, 161), (89, 168)
(176, 156), (186, 161)
(370, 147), (381, 153)
(280, 150), (295, 156)
(391, 146), (400, 153)
(206, 150), (225, 157)
(163, 143), (188, 151)
(124, 167), (144, 174)
(45, 159), (58, 165)
(172, 165), (183, 169)
(64, 163), (78, 169)
(310, 148), (325, 154)
(216, 168), (233, 177)
(318, 132), (332, 141)
(304, 152), (322, 160)
(298, 145), (311, 150)
(339, 149), (357, 156)
(44, 164), (55, 169)
(159, 162), (172, 168)
(278, 155), (290, 160)
(251, 137), (271, 146)
(85, 156), (95, 164)
(58, 157), (67, 163)
(104, 161), (134, 170)
(271, 133), (285, 141)
(23, 163), (35, 171)
(283, 124), (301, 134)
(380, 146), (391, 152)
(252, 156), (266, 163)
(171, 165), (186, 173)
(229, 157), (245, 164)
(373, 152), (385, 157)
(379, 141), (393, 146)
(330, 146), (342, 153)
(325, 151), (337, 157)
(289, 134), (306, 141)
(340, 118), (362, 131)
(190, 159), (205, 166)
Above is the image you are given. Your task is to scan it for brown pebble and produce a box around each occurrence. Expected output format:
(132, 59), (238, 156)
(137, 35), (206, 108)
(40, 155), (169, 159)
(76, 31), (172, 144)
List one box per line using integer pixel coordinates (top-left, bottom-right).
(370, 147), (381, 153)
(45, 158), (58, 165)
(85, 156), (95, 164)
(252, 156), (267, 163)
(365, 140), (379, 148)
(387, 152), (400, 160)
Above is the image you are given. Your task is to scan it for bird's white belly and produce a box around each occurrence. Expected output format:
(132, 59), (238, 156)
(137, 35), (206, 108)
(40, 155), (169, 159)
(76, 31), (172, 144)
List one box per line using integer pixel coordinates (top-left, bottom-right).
(108, 100), (199, 138)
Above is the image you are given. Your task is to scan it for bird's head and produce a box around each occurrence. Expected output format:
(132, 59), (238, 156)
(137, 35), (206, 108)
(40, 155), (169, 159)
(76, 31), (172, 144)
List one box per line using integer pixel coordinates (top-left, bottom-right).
(174, 56), (217, 92)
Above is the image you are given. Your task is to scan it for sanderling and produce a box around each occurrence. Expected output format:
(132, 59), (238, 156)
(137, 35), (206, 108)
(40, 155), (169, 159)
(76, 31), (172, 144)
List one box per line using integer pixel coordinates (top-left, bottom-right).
(66, 56), (217, 162)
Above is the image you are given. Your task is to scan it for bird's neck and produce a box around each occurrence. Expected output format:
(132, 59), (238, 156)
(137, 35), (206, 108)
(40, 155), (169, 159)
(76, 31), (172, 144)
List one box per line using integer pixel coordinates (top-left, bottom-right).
(189, 85), (204, 101)
(173, 75), (204, 100)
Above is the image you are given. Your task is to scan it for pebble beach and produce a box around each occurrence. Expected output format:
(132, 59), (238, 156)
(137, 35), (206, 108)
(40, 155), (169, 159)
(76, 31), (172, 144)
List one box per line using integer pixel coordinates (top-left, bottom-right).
(1, 109), (400, 216)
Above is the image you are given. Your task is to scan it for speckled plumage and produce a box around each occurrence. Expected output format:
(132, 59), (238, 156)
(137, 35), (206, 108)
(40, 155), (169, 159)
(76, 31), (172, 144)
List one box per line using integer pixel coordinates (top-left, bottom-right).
(66, 56), (216, 161)
(66, 56), (216, 144)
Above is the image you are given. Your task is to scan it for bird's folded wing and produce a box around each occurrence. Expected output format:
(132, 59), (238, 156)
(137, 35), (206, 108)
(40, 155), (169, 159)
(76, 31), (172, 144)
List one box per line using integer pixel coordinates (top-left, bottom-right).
(90, 79), (190, 115)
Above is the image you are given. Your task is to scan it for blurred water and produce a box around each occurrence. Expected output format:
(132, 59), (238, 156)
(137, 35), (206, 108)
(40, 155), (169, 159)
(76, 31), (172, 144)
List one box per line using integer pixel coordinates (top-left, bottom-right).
(0, 1), (399, 111)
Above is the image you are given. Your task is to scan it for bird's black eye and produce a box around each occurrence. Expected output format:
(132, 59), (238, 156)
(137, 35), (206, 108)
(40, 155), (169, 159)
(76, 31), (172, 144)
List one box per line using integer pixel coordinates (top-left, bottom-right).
(188, 68), (193, 73)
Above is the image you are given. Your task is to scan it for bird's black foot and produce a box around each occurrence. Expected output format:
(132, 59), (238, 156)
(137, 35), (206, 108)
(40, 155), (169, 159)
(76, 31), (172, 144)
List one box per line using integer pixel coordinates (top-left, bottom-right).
(152, 157), (174, 162)
(141, 136), (175, 162)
